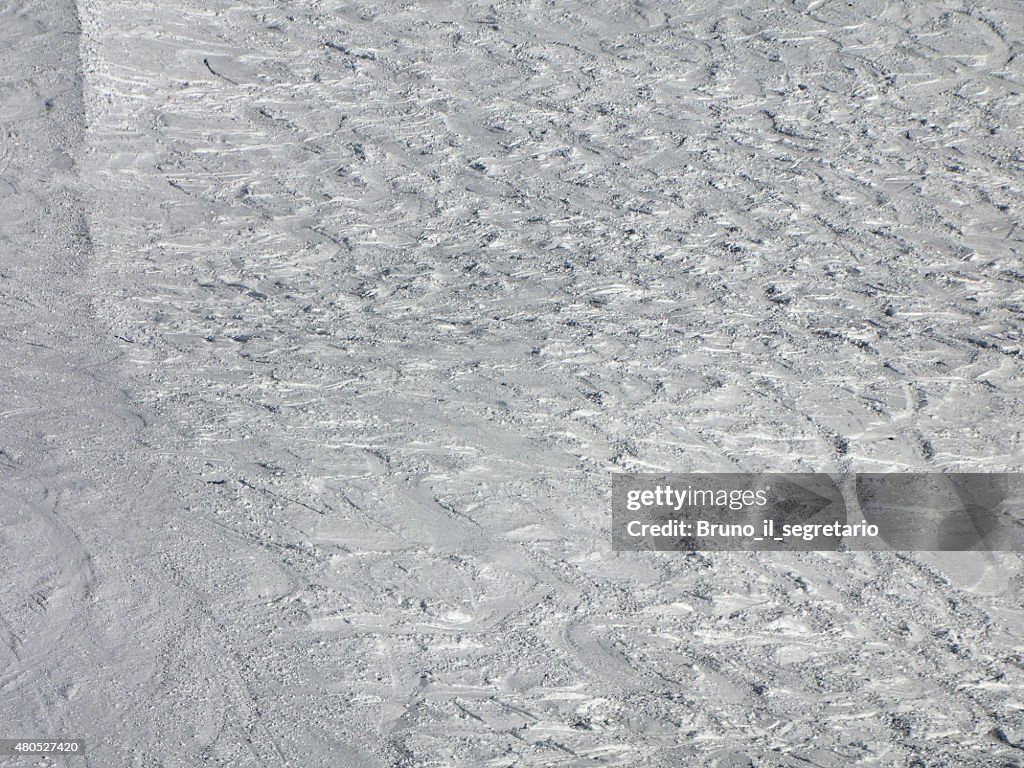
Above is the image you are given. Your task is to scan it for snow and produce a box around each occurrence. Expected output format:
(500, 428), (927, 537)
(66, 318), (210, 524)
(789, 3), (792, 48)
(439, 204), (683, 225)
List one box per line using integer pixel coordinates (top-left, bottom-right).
(1, 0), (1022, 765)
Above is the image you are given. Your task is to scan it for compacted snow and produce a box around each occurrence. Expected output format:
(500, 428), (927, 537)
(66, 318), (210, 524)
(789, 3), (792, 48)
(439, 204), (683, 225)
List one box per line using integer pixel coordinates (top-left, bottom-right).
(2, 0), (1023, 765)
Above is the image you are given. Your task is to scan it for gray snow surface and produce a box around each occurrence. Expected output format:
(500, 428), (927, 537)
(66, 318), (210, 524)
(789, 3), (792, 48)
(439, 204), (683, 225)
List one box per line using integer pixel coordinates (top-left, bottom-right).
(2, 0), (1024, 765)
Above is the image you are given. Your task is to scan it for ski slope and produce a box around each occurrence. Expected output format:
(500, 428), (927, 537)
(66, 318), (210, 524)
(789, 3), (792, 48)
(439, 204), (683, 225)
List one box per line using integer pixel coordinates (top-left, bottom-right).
(1, 0), (1022, 765)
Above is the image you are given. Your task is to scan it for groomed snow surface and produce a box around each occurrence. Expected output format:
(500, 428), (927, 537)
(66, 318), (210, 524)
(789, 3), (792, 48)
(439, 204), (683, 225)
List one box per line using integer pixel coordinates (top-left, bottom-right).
(2, 0), (1023, 765)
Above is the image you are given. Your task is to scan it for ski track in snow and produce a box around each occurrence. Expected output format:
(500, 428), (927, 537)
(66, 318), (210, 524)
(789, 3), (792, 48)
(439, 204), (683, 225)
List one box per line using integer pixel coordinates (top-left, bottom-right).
(0, 0), (1022, 765)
